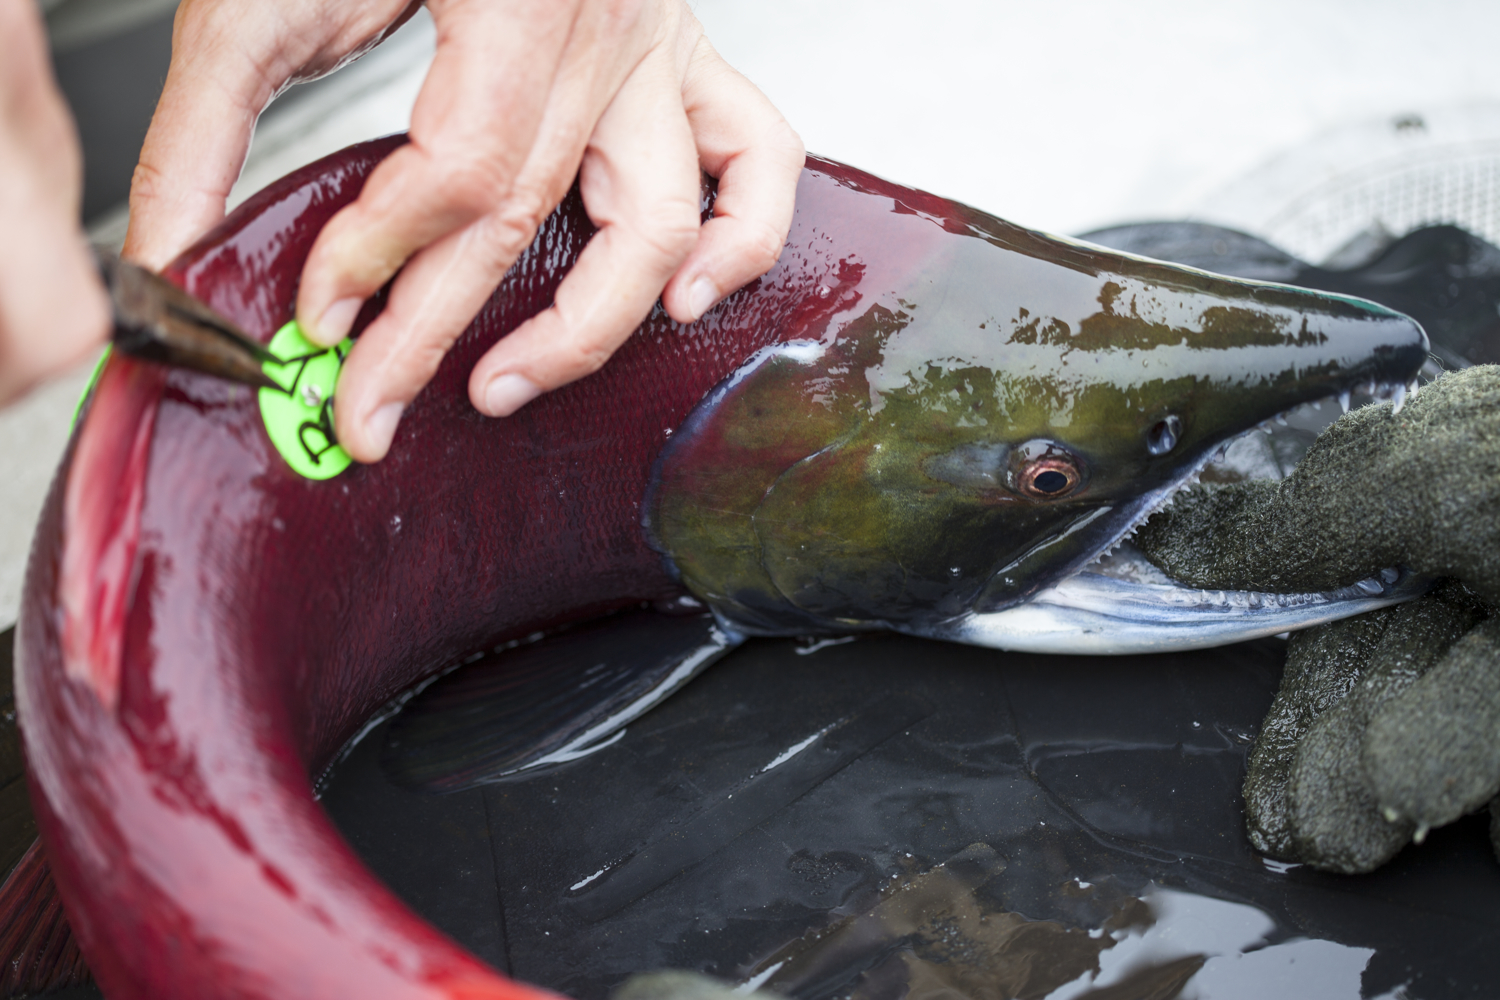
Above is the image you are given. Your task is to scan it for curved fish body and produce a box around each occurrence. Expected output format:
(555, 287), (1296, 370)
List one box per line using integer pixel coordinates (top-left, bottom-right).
(17, 137), (1425, 999)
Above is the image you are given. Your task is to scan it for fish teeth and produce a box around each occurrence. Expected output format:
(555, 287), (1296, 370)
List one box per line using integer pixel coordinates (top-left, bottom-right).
(1389, 381), (1407, 414)
(1338, 390), (1351, 413)
(1092, 438), (1226, 572)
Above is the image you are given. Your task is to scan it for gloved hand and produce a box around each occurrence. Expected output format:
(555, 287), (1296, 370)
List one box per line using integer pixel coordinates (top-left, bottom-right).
(1135, 365), (1500, 873)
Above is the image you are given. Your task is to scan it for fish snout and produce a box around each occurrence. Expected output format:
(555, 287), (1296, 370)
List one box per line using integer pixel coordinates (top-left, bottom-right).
(1298, 298), (1429, 404)
(1169, 291), (1429, 469)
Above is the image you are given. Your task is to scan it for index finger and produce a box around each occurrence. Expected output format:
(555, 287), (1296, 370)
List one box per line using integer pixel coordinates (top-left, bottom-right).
(660, 36), (804, 325)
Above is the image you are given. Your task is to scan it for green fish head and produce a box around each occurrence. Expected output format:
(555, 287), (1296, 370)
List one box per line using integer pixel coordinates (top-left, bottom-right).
(647, 198), (1428, 640)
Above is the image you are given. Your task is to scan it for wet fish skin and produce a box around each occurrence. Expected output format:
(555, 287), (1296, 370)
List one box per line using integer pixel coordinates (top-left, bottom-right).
(648, 207), (1427, 635)
(17, 137), (1423, 1000)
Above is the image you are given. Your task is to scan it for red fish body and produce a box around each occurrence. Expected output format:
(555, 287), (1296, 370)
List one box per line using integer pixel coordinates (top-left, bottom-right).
(14, 137), (1426, 998)
(14, 137), (958, 1000)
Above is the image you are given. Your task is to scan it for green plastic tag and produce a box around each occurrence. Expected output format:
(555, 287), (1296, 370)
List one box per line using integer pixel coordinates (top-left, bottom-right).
(259, 321), (353, 479)
(69, 344), (113, 433)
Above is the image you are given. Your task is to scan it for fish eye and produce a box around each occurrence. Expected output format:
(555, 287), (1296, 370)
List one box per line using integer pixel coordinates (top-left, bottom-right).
(1018, 459), (1081, 498)
(1147, 414), (1183, 456)
(1032, 469), (1071, 493)
(1011, 440), (1084, 499)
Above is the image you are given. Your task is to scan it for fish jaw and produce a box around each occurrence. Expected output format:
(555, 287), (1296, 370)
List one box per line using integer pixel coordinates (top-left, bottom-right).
(647, 187), (1429, 640)
(922, 553), (1429, 654)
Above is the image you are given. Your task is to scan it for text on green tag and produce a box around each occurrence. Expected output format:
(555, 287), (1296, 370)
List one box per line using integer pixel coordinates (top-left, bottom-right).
(259, 321), (354, 479)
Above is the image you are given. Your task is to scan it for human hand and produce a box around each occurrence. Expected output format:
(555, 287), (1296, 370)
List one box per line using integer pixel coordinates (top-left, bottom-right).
(0, 0), (110, 405)
(125, 0), (804, 462)
(1135, 366), (1500, 872)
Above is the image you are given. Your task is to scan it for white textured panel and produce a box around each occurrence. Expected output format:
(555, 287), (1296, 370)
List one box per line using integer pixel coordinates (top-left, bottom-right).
(693, 0), (1500, 235)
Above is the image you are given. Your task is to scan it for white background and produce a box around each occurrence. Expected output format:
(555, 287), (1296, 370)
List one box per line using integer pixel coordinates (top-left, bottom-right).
(695, 0), (1500, 233)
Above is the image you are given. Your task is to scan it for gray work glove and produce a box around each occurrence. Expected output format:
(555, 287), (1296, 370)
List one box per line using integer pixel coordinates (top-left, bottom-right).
(1135, 365), (1500, 873)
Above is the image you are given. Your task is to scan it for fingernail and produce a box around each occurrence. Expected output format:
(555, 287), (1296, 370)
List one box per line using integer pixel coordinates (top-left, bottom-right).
(364, 401), (405, 456)
(313, 297), (362, 344)
(483, 373), (543, 417)
(687, 276), (720, 321)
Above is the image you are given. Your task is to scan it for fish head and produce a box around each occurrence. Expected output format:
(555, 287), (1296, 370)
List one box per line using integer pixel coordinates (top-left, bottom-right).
(647, 211), (1428, 643)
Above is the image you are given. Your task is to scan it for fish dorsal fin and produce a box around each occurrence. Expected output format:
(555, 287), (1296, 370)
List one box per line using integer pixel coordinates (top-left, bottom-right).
(380, 610), (738, 793)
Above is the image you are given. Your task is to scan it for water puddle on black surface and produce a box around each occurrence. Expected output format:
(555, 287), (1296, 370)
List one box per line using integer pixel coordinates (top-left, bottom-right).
(737, 844), (1387, 1000)
(322, 631), (1500, 1000)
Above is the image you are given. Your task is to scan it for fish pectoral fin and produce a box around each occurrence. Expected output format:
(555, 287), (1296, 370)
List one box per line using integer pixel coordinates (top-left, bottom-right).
(380, 609), (738, 793)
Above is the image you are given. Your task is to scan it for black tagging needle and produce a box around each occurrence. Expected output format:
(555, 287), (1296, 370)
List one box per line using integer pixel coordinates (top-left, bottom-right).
(95, 246), (283, 392)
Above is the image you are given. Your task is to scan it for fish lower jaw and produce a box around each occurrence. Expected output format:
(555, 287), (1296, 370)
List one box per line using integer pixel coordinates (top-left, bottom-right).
(921, 558), (1426, 655)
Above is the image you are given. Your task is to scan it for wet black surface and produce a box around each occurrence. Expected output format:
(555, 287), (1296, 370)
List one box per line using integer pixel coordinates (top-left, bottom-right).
(0, 630), (35, 887)
(322, 632), (1500, 1000)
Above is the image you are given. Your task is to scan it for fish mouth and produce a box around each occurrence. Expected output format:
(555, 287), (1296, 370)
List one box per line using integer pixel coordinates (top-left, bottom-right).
(951, 548), (1426, 654)
(927, 378), (1428, 654)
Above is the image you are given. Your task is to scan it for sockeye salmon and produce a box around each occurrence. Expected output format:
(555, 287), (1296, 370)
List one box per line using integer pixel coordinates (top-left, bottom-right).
(14, 135), (1426, 999)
